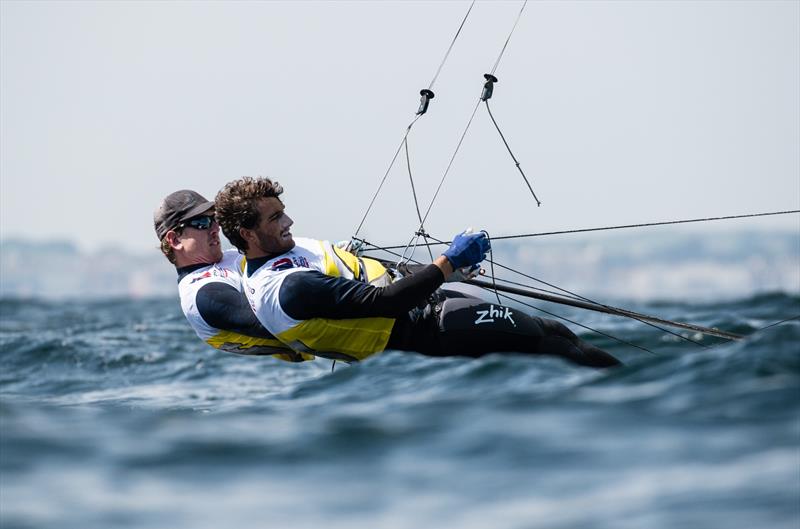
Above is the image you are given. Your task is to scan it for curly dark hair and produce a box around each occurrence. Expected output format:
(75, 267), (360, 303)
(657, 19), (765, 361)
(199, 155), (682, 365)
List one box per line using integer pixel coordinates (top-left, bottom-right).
(215, 176), (284, 251)
(159, 236), (177, 264)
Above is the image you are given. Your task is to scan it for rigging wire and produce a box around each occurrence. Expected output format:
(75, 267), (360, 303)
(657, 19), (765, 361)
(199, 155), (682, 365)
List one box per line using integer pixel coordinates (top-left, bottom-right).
(368, 233), (710, 348)
(362, 237), (798, 350)
(484, 99), (542, 207)
(352, 115), (422, 241)
(417, 100), (483, 229)
(355, 209), (800, 251)
(403, 136), (435, 262)
(490, 275), (591, 302)
(484, 99), (541, 206)
(482, 230), (503, 305)
(487, 209), (800, 242)
(363, 240), (658, 353)
(407, 0), (534, 256)
(489, 290), (657, 355)
(489, 0), (528, 76)
(480, 253), (709, 348)
(347, 1), (794, 352)
(749, 315), (800, 335)
(351, 1), (477, 243)
(428, 0), (476, 92)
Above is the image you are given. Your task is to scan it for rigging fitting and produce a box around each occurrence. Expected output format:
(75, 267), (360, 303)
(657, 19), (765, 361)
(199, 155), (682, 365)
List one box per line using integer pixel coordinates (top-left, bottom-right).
(480, 74), (498, 101)
(416, 89), (435, 115)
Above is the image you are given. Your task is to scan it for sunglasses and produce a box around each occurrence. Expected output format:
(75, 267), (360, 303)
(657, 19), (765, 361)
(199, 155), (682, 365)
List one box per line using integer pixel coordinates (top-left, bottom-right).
(178, 215), (216, 231)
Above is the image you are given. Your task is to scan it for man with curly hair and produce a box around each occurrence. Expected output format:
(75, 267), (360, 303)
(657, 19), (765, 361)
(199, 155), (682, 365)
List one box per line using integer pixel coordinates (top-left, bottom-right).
(214, 176), (621, 367)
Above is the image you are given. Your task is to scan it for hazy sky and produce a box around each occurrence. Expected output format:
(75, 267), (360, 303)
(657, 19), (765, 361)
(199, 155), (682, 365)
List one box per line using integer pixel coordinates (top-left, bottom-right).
(2, 0), (798, 254)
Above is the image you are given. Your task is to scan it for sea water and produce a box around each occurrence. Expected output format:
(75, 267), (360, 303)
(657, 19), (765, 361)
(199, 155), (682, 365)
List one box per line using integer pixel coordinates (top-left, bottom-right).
(1, 293), (798, 529)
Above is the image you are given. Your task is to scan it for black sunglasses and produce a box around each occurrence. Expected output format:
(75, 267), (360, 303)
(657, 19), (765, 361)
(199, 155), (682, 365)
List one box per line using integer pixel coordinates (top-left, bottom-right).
(178, 215), (215, 231)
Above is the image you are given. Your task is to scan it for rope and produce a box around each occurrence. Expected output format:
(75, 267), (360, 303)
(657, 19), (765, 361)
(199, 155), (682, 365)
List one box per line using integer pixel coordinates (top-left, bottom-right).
(489, 209), (800, 242)
(484, 99), (541, 206)
(365, 240), (654, 353)
(491, 290), (657, 355)
(395, 1), (533, 262)
(480, 255), (710, 347)
(366, 234), (709, 348)
(750, 315), (800, 335)
(352, 115), (421, 240)
(418, 99), (483, 228)
(428, 1), (476, 91)
(403, 136), (434, 262)
(351, 1), (476, 242)
(482, 230), (502, 305)
(490, 0), (528, 76)
(357, 209), (800, 251)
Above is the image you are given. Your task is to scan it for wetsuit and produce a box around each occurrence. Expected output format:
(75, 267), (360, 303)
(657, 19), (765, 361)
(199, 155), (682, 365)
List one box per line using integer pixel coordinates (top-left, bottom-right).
(244, 240), (620, 367)
(388, 289), (621, 367)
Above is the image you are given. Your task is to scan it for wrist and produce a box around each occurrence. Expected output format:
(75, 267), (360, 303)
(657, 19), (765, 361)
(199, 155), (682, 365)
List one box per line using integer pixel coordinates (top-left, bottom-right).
(434, 255), (454, 279)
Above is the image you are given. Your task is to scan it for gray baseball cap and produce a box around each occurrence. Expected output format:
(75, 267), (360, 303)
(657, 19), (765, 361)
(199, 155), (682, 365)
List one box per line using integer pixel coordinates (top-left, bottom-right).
(153, 190), (214, 240)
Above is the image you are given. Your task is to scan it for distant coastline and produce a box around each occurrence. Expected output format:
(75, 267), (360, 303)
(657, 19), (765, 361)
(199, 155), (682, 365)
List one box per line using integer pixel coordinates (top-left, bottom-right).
(2, 231), (798, 301)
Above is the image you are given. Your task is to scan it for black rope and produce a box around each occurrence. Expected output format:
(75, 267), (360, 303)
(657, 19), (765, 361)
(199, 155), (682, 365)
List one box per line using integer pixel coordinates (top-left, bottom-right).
(369, 234), (709, 348)
(703, 314), (800, 353)
(356, 209), (800, 251)
(750, 315), (800, 335)
(490, 275), (590, 303)
(490, 290), (658, 355)
(403, 136), (434, 262)
(484, 100), (541, 206)
(398, 1), (532, 260)
(361, 239), (656, 354)
(359, 235), (796, 351)
(480, 255), (710, 348)
(482, 230), (502, 305)
(352, 116), (421, 240)
(487, 210), (800, 242)
(351, 2), (476, 242)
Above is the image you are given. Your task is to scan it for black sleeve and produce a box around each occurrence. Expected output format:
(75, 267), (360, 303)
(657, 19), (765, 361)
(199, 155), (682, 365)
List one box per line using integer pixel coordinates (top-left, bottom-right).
(195, 282), (276, 339)
(279, 265), (444, 320)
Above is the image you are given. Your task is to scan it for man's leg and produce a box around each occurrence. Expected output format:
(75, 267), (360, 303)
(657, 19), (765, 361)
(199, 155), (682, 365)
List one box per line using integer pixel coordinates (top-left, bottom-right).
(433, 297), (621, 367)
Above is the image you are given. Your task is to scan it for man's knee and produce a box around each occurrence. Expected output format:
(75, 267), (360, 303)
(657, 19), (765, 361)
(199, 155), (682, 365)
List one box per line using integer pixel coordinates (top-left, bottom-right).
(540, 318), (577, 341)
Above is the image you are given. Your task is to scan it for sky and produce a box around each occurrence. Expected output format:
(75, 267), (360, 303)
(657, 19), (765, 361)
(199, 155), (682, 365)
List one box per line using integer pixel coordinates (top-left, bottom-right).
(1, 0), (798, 254)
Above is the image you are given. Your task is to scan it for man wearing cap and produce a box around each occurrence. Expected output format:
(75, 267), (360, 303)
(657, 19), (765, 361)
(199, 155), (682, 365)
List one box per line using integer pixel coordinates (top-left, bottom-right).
(154, 189), (310, 362)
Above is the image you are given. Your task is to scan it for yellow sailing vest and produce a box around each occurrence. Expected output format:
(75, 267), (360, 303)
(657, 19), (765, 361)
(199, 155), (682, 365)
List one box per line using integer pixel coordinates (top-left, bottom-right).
(244, 238), (396, 362)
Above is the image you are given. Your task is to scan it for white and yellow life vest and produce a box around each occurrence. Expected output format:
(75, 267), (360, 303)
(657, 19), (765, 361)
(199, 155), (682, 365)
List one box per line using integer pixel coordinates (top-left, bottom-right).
(178, 249), (313, 362)
(244, 238), (396, 362)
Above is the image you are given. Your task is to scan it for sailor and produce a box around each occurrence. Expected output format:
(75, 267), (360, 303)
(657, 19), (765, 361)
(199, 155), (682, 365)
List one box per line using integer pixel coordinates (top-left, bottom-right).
(214, 176), (621, 367)
(154, 189), (311, 362)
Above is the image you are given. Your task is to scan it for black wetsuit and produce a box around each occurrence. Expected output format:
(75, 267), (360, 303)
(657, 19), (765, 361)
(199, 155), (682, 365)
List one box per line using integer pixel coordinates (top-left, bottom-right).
(268, 262), (621, 368)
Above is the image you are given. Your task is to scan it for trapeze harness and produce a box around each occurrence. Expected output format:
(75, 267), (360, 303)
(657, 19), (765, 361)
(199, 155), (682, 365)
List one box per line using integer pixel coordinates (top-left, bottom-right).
(244, 239), (620, 367)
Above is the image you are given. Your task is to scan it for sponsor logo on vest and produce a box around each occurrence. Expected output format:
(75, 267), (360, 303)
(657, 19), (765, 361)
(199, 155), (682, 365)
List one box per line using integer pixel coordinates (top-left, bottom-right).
(190, 271), (212, 284)
(190, 268), (231, 284)
(271, 256), (311, 271)
(475, 305), (516, 326)
(272, 258), (294, 271)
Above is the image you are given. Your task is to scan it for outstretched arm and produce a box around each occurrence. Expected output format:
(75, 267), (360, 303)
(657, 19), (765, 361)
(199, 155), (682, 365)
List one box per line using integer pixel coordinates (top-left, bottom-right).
(279, 264), (445, 320)
(278, 231), (488, 321)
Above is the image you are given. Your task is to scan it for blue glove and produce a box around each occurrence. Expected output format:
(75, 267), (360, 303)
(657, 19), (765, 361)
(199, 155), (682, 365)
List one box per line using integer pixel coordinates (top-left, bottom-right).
(443, 230), (490, 269)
